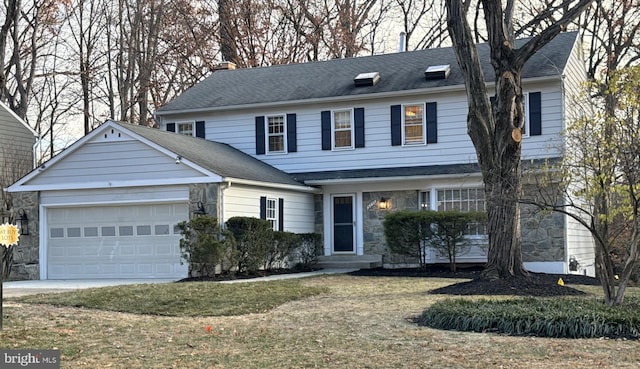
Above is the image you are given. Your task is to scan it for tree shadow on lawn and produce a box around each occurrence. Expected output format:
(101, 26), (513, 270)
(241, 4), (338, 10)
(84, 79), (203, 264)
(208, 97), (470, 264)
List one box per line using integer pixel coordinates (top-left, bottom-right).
(349, 265), (600, 297)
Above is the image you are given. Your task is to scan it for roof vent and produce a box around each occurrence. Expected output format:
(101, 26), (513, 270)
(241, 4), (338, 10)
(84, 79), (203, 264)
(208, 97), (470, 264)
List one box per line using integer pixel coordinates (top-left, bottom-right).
(424, 64), (450, 80)
(354, 72), (380, 87)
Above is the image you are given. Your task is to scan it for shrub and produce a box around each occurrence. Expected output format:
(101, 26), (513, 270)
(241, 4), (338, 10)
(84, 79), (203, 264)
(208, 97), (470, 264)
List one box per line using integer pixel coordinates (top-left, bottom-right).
(417, 297), (640, 339)
(177, 216), (233, 277)
(225, 217), (273, 274)
(423, 211), (486, 272)
(384, 210), (485, 271)
(384, 211), (426, 268)
(265, 231), (300, 270)
(291, 233), (322, 270)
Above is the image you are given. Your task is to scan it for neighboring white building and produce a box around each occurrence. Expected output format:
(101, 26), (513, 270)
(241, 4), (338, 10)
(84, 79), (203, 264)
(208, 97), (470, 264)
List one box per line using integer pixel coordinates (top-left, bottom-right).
(8, 31), (595, 279)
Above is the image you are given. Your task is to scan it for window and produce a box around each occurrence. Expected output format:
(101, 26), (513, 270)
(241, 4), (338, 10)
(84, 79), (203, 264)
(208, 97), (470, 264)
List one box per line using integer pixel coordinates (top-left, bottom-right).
(267, 115), (286, 153)
(333, 110), (354, 149)
(437, 188), (486, 236)
(266, 198), (278, 230)
(155, 224), (170, 235)
(177, 122), (194, 136)
(119, 226), (134, 236)
(67, 227), (81, 238)
(101, 226), (116, 237)
(136, 225), (152, 236)
(84, 227), (98, 237)
(403, 104), (425, 145)
(420, 191), (431, 210)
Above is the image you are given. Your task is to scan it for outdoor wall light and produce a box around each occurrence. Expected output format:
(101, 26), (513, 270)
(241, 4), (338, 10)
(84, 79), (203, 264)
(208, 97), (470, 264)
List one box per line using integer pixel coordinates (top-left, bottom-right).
(17, 208), (29, 236)
(175, 155), (182, 164)
(378, 197), (390, 210)
(192, 201), (207, 217)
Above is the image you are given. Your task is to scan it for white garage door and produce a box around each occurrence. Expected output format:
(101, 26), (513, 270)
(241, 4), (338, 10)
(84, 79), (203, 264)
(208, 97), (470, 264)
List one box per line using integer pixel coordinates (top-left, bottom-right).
(46, 203), (189, 279)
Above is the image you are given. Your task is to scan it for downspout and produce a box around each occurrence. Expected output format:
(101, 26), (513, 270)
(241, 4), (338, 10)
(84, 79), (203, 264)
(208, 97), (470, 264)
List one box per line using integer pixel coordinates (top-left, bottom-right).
(218, 180), (232, 228)
(32, 134), (43, 169)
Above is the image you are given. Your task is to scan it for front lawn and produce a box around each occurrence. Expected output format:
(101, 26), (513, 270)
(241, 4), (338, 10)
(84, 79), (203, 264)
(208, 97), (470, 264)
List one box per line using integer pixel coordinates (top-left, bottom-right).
(13, 279), (328, 316)
(2, 275), (640, 369)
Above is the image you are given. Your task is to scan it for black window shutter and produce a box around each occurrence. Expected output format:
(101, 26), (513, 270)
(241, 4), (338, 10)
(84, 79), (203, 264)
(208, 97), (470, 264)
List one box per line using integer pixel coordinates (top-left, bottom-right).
(195, 121), (205, 138)
(278, 198), (284, 231)
(260, 196), (267, 220)
(287, 113), (297, 152)
(354, 107), (365, 148)
(321, 111), (331, 150)
(255, 116), (266, 155)
(390, 105), (401, 146)
(426, 102), (438, 144)
(529, 92), (542, 136)
(166, 123), (175, 132)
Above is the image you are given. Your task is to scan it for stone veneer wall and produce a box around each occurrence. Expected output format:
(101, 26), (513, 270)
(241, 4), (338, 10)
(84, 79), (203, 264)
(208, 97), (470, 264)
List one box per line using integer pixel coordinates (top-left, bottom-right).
(189, 183), (219, 220)
(521, 203), (565, 262)
(362, 189), (565, 266)
(8, 191), (39, 280)
(362, 190), (420, 265)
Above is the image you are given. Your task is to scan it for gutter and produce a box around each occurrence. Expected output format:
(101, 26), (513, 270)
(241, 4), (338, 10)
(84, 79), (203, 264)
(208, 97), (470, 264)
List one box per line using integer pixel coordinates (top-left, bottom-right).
(223, 177), (321, 194)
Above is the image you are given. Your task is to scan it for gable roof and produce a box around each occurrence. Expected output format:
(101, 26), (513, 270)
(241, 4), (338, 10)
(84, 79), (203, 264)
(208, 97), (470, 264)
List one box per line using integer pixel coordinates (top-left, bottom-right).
(120, 122), (309, 188)
(156, 31), (579, 115)
(9, 121), (315, 192)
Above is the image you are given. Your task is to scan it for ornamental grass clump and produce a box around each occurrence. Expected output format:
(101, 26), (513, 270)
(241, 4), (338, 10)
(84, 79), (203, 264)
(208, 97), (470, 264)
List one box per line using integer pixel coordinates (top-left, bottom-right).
(417, 297), (640, 339)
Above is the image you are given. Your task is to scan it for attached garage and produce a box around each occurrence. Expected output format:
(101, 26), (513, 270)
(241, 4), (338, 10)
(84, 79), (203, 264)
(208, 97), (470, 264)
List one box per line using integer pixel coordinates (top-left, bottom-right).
(46, 203), (188, 279)
(8, 121), (317, 280)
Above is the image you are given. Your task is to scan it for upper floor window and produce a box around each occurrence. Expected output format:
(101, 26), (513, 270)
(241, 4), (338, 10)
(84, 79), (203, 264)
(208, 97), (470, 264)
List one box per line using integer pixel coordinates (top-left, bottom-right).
(267, 115), (286, 154)
(403, 104), (425, 145)
(333, 110), (354, 150)
(177, 122), (194, 136)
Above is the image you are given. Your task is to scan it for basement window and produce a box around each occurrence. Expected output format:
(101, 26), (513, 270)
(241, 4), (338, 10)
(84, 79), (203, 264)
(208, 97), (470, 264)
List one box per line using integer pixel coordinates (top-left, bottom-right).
(354, 72), (380, 87)
(424, 65), (451, 80)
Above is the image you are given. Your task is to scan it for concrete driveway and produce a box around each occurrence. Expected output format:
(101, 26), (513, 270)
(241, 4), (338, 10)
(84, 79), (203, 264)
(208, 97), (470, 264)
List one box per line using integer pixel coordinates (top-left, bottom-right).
(1, 279), (176, 297)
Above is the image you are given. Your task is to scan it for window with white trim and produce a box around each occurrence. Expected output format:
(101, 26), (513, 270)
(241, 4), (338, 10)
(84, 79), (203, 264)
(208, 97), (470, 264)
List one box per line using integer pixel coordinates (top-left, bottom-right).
(266, 197), (278, 230)
(177, 122), (194, 136)
(267, 115), (286, 153)
(333, 109), (354, 149)
(438, 188), (486, 235)
(403, 104), (425, 145)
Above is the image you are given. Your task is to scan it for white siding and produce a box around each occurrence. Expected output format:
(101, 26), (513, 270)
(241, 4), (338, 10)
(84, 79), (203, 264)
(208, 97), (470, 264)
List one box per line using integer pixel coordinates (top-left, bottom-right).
(40, 185), (189, 206)
(162, 85), (564, 174)
(565, 206), (596, 277)
(28, 139), (206, 186)
(0, 103), (35, 181)
(222, 184), (315, 233)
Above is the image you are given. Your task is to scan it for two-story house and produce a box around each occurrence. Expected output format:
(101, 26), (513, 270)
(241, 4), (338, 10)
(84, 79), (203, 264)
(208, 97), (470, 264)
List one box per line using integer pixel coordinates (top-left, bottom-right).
(8, 31), (595, 280)
(1, 101), (38, 279)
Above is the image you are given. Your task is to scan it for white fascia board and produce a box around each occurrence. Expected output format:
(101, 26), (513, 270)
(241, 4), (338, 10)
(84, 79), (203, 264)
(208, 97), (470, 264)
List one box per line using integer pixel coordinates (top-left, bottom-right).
(154, 76), (561, 117)
(224, 177), (321, 194)
(302, 172), (483, 186)
(9, 176), (221, 192)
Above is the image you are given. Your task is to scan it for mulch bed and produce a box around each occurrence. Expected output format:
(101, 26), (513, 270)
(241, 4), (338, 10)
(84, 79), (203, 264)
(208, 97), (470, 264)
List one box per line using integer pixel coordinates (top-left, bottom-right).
(179, 264), (601, 297)
(349, 266), (600, 297)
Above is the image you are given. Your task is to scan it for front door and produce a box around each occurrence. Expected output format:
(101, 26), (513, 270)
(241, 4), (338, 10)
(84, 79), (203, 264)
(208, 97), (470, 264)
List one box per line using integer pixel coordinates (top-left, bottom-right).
(332, 195), (355, 253)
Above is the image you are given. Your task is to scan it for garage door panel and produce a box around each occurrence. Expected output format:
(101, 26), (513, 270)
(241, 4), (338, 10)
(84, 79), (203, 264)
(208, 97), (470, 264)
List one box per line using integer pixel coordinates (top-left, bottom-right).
(47, 203), (188, 279)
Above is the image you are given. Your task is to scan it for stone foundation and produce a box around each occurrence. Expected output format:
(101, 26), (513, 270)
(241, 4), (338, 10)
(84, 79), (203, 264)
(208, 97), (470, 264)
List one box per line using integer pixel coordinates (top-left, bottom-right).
(189, 183), (219, 219)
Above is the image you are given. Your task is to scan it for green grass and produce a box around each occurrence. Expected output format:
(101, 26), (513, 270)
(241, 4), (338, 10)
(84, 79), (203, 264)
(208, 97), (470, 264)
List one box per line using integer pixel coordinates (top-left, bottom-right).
(13, 279), (329, 317)
(418, 296), (640, 339)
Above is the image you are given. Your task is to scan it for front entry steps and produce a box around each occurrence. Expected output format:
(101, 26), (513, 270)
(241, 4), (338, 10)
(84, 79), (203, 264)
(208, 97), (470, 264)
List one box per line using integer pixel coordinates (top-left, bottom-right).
(316, 255), (382, 269)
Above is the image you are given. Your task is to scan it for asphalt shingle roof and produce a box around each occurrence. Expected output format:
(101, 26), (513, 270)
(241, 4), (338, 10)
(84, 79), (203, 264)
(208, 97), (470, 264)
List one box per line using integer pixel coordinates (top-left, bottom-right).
(118, 122), (304, 187)
(157, 32), (578, 113)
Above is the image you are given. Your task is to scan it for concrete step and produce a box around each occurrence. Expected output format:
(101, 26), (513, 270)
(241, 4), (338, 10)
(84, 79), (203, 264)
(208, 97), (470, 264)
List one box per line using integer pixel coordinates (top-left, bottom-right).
(317, 255), (382, 269)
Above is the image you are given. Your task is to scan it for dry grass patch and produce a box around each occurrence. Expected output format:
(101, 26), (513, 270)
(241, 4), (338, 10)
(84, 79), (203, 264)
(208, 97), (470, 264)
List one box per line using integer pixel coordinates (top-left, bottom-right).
(2, 275), (640, 368)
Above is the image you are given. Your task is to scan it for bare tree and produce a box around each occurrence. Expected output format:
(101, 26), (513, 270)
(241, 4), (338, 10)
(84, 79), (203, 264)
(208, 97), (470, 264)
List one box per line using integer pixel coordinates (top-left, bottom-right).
(444, 0), (593, 279)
